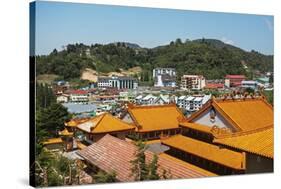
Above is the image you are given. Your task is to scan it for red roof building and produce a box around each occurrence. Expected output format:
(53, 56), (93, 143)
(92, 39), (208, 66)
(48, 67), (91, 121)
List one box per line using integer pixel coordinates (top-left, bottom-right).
(225, 75), (246, 88)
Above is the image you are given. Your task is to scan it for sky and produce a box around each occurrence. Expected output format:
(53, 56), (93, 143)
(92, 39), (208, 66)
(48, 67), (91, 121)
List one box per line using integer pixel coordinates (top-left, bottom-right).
(34, 1), (274, 55)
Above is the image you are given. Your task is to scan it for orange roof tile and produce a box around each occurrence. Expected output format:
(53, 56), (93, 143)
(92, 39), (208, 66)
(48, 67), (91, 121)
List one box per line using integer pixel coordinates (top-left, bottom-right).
(188, 98), (273, 132)
(77, 113), (135, 134)
(42, 138), (63, 145)
(58, 128), (73, 136)
(213, 98), (273, 131)
(161, 135), (245, 170)
(179, 121), (213, 134)
(128, 104), (185, 132)
(65, 118), (90, 127)
(214, 126), (273, 158)
(159, 153), (217, 177)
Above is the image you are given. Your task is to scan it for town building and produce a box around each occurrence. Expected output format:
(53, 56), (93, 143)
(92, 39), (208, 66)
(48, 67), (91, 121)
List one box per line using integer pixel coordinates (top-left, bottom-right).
(97, 76), (138, 89)
(224, 75), (246, 88)
(68, 90), (89, 103)
(76, 113), (135, 143)
(181, 75), (206, 90)
(77, 134), (216, 182)
(122, 104), (184, 140)
(241, 80), (259, 90)
(56, 94), (69, 103)
(177, 94), (211, 112)
(204, 83), (224, 91)
(153, 68), (176, 87)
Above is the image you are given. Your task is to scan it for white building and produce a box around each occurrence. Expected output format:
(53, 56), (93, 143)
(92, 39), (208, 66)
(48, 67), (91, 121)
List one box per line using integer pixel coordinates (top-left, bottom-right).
(56, 94), (69, 103)
(181, 75), (206, 90)
(153, 68), (176, 78)
(153, 68), (176, 87)
(97, 76), (138, 90)
(69, 90), (89, 103)
(241, 80), (258, 90)
(177, 94), (211, 112)
(141, 94), (158, 105)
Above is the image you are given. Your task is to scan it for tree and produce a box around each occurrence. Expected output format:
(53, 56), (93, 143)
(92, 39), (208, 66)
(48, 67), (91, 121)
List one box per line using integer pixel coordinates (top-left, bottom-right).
(93, 171), (117, 183)
(130, 141), (148, 181)
(147, 154), (160, 180)
(36, 103), (70, 141)
(35, 151), (81, 187)
(130, 141), (161, 181)
(175, 38), (182, 46)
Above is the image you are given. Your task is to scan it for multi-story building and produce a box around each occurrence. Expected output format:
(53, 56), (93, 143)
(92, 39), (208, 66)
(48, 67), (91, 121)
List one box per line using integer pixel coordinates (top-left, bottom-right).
(181, 75), (206, 90)
(153, 68), (176, 87)
(224, 75), (246, 88)
(177, 94), (211, 112)
(241, 80), (258, 90)
(97, 76), (138, 89)
(69, 90), (89, 103)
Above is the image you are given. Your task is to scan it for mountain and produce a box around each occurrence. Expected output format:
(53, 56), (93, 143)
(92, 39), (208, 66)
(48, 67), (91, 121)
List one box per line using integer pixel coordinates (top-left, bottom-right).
(35, 39), (273, 81)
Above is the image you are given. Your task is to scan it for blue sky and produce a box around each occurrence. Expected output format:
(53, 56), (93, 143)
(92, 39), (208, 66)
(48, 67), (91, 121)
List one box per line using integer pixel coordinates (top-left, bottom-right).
(34, 1), (274, 55)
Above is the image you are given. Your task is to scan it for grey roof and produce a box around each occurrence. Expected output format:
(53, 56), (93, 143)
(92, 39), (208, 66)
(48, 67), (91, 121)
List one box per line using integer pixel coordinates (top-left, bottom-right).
(62, 103), (97, 114)
(147, 143), (170, 154)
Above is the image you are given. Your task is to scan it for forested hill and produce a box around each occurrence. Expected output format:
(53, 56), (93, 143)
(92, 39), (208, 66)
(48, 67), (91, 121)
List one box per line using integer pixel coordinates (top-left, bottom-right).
(36, 39), (273, 80)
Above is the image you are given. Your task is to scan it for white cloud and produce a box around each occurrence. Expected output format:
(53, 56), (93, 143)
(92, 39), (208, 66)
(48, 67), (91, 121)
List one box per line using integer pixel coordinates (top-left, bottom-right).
(221, 37), (234, 45)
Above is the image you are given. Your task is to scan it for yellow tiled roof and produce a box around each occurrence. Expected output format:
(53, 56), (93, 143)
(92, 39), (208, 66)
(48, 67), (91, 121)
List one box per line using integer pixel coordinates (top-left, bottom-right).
(42, 138), (63, 145)
(128, 104), (185, 132)
(179, 121), (213, 134)
(161, 135), (246, 170)
(213, 98), (273, 131)
(159, 153), (217, 177)
(58, 128), (73, 136)
(77, 113), (135, 134)
(214, 126), (273, 159)
(65, 118), (90, 127)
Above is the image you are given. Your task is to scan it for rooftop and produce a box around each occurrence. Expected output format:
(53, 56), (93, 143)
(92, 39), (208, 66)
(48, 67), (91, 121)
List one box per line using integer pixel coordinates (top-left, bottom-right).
(77, 113), (135, 134)
(213, 98), (273, 131)
(188, 98), (273, 132)
(127, 104), (185, 132)
(161, 135), (246, 170)
(214, 126), (273, 158)
(77, 134), (215, 182)
(42, 138), (63, 145)
(179, 121), (213, 135)
(225, 75), (246, 79)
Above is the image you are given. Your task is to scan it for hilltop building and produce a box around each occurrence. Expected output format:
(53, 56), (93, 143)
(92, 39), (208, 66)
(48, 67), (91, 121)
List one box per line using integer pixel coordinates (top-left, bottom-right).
(153, 68), (177, 87)
(181, 75), (206, 90)
(97, 76), (138, 89)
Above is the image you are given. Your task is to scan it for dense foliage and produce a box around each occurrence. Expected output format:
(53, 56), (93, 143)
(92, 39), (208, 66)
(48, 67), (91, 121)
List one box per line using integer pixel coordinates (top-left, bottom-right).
(34, 151), (82, 187)
(36, 39), (273, 80)
(35, 83), (71, 155)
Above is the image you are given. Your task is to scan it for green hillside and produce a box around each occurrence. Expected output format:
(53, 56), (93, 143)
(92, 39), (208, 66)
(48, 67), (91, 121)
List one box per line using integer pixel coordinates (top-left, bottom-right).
(36, 39), (273, 81)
